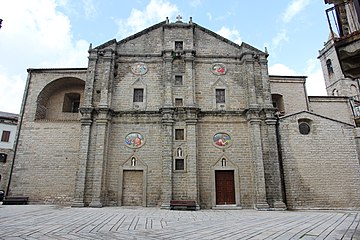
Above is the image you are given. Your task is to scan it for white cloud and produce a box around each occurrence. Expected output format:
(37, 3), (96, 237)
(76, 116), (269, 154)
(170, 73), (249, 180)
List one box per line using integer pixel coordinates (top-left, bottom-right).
(116, 0), (179, 38)
(0, 0), (89, 113)
(82, 0), (97, 19)
(0, 69), (25, 114)
(206, 12), (213, 21)
(269, 61), (327, 96)
(304, 59), (327, 96)
(216, 26), (242, 45)
(269, 64), (297, 76)
(189, 0), (202, 7)
(282, 0), (310, 23)
(272, 29), (288, 49)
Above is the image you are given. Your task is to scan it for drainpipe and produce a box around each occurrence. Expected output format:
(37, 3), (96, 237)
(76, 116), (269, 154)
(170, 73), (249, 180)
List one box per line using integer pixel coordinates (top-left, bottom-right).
(6, 69), (32, 196)
(275, 114), (287, 205)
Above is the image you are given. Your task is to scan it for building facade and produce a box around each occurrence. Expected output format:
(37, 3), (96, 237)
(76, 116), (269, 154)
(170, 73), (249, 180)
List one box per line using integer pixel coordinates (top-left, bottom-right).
(0, 111), (18, 193)
(7, 18), (360, 210)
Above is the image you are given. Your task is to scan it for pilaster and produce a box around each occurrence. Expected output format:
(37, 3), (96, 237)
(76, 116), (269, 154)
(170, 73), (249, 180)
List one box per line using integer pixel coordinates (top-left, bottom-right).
(245, 55), (258, 108)
(160, 108), (174, 209)
(89, 108), (111, 208)
(84, 49), (98, 108)
(99, 49), (115, 108)
(247, 109), (269, 210)
(264, 109), (286, 210)
(72, 107), (93, 207)
(185, 108), (199, 206)
(184, 51), (196, 107)
(163, 52), (173, 107)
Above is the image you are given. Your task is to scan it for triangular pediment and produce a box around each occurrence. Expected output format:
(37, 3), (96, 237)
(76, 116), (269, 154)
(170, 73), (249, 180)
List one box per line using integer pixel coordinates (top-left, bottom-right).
(92, 20), (266, 57)
(212, 77), (228, 88)
(212, 154), (237, 168)
(122, 154), (148, 168)
(279, 110), (354, 127)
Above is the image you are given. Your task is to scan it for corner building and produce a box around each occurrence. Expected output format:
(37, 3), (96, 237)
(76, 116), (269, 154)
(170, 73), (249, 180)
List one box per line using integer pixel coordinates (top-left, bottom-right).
(9, 18), (360, 210)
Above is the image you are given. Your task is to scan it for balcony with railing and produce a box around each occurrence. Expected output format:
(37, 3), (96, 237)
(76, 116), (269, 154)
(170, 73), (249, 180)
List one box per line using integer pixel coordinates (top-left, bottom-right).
(325, 0), (360, 79)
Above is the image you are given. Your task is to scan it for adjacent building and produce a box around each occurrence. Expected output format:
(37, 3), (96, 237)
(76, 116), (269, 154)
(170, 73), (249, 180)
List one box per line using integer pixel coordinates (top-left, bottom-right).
(0, 111), (18, 193)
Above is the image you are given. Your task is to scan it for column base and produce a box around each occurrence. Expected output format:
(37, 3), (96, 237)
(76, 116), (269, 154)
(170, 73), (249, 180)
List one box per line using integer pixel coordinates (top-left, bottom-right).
(273, 201), (287, 210)
(160, 202), (171, 210)
(89, 201), (103, 208)
(71, 200), (85, 208)
(255, 202), (270, 210)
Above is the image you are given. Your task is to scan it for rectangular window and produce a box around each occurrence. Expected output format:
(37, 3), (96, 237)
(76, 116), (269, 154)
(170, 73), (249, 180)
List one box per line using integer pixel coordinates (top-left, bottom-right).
(175, 41), (183, 51)
(175, 75), (183, 85)
(175, 159), (185, 171)
(175, 98), (183, 107)
(0, 153), (7, 162)
(63, 93), (81, 113)
(175, 129), (184, 141)
(216, 89), (225, 103)
(1, 131), (10, 142)
(133, 89), (144, 102)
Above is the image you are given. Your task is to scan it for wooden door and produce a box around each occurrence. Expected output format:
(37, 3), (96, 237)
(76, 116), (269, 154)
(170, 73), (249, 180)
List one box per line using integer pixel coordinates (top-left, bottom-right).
(215, 170), (235, 205)
(122, 170), (143, 206)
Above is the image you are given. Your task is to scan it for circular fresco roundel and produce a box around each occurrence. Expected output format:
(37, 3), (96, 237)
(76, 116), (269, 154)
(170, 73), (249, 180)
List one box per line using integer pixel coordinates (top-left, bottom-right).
(211, 63), (226, 75)
(125, 132), (145, 148)
(213, 132), (232, 148)
(131, 62), (148, 75)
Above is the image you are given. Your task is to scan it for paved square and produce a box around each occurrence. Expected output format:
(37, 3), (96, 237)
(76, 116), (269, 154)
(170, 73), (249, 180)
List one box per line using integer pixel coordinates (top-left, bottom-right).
(0, 205), (359, 239)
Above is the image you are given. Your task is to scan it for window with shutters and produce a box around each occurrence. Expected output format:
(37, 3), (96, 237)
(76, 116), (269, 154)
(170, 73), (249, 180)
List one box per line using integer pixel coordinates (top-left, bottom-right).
(216, 89), (225, 103)
(1, 131), (10, 142)
(175, 98), (183, 107)
(133, 89), (144, 102)
(175, 129), (184, 141)
(175, 41), (183, 51)
(175, 159), (185, 171)
(175, 75), (183, 85)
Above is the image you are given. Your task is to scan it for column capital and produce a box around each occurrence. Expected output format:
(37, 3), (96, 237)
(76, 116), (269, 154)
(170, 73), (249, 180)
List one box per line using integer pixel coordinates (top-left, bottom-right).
(265, 118), (277, 126)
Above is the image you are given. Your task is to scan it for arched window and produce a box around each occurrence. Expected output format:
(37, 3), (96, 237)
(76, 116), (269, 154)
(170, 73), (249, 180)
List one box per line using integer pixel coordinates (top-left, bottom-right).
(177, 147), (183, 157)
(35, 77), (85, 120)
(131, 157), (137, 167)
(221, 158), (227, 167)
(326, 59), (334, 75)
(271, 94), (285, 115)
(332, 89), (339, 96)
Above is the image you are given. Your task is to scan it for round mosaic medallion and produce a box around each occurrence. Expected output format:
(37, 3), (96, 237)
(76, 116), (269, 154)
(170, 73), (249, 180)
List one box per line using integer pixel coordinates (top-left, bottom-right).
(212, 132), (232, 148)
(125, 132), (145, 148)
(131, 62), (148, 75)
(211, 63), (227, 75)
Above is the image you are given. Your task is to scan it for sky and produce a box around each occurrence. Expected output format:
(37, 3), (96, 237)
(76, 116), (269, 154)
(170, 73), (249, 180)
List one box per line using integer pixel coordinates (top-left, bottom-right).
(0, 0), (331, 114)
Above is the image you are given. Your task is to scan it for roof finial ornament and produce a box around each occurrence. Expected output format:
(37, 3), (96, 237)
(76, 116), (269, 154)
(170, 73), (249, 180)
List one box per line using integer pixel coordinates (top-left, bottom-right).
(176, 14), (182, 23)
(189, 17), (193, 24)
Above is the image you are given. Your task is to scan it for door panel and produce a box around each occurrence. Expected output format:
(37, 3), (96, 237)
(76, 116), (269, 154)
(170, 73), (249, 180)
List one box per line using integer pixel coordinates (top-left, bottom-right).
(122, 170), (143, 206)
(215, 170), (235, 205)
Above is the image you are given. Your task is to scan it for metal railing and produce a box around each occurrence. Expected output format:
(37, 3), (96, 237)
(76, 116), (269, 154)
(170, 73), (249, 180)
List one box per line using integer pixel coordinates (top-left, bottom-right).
(326, 1), (360, 39)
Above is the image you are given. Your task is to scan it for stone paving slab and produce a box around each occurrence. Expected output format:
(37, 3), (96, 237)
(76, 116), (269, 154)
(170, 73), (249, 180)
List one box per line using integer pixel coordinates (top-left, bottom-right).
(0, 205), (359, 239)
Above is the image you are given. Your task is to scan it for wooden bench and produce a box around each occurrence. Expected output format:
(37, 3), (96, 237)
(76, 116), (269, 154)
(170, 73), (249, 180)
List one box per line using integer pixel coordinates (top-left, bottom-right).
(170, 200), (197, 211)
(3, 196), (29, 205)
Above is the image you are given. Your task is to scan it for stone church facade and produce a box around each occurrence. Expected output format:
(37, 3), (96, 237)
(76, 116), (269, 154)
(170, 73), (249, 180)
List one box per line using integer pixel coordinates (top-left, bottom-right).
(7, 18), (360, 210)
